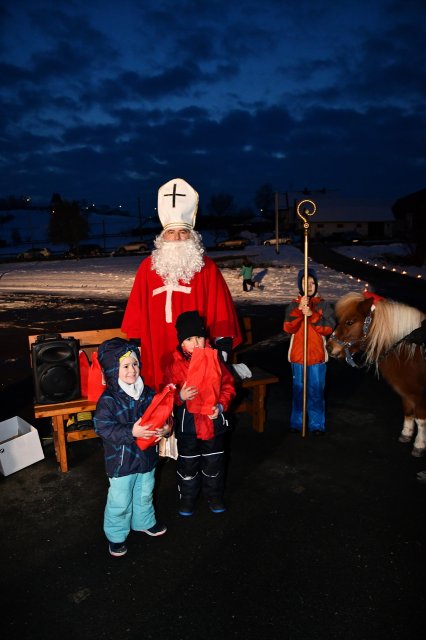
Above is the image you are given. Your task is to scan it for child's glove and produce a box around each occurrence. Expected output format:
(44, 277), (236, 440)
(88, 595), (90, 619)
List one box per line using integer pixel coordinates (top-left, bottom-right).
(232, 363), (252, 380)
(214, 337), (232, 362)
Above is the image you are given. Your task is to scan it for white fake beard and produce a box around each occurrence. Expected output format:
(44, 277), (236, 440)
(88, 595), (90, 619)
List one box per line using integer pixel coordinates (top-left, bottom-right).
(151, 231), (205, 286)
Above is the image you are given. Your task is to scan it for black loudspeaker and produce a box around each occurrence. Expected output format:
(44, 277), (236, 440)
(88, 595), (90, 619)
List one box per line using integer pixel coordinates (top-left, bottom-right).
(31, 334), (81, 404)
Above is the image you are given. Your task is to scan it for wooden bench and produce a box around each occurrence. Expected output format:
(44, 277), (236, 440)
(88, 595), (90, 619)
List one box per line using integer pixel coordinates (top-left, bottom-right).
(231, 365), (279, 432)
(28, 328), (127, 473)
(28, 321), (278, 472)
(231, 315), (279, 431)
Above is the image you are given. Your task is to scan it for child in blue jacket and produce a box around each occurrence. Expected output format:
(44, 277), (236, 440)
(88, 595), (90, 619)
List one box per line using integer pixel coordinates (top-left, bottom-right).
(94, 338), (170, 557)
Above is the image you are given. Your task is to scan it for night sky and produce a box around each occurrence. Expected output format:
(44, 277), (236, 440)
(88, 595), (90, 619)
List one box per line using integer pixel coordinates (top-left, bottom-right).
(1, 0), (425, 215)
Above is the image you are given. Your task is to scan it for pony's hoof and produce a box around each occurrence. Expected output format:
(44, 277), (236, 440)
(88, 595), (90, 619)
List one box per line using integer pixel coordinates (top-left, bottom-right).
(398, 435), (412, 443)
(411, 447), (425, 458)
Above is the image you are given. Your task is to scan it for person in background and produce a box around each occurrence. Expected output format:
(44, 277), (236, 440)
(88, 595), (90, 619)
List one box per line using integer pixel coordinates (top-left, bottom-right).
(417, 470), (426, 484)
(121, 177), (242, 391)
(239, 256), (260, 292)
(165, 310), (236, 517)
(94, 338), (170, 557)
(283, 268), (335, 436)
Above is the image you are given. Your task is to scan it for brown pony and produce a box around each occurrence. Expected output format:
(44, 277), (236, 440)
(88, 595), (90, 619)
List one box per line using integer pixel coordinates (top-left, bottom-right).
(327, 292), (426, 457)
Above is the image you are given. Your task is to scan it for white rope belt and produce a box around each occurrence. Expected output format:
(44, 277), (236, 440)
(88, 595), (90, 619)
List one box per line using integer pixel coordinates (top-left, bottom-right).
(152, 284), (191, 323)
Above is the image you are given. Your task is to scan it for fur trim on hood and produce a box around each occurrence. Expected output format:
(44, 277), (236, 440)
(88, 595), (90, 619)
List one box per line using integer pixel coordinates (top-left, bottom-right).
(98, 338), (141, 392)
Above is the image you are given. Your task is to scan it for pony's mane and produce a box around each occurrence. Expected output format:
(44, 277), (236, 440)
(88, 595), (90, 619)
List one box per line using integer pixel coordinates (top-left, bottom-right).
(334, 292), (365, 318)
(367, 299), (425, 363)
(335, 292), (425, 365)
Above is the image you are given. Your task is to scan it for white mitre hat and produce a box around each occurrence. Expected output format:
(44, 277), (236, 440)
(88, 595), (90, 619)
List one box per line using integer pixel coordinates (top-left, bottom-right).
(157, 178), (199, 230)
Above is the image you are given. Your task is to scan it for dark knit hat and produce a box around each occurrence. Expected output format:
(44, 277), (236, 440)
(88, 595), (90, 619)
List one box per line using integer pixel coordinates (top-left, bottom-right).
(175, 310), (207, 344)
(297, 268), (318, 296)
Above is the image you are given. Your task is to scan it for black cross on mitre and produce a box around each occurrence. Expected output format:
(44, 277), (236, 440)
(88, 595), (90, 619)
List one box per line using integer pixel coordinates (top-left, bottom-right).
(164, 183), (187, 208)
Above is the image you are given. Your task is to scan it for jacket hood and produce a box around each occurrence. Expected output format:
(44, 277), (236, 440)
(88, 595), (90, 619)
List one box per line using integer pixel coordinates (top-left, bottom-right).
(98, 338), (141, 391)
(297, 268), (318, 297)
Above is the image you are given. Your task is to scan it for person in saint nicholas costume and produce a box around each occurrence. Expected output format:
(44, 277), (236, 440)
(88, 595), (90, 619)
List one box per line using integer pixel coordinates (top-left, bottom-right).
(121, 178), (242, 390)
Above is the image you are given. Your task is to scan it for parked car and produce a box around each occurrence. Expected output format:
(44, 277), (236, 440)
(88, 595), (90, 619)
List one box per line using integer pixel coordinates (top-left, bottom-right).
(17, 247), (51, 260)
(112, 241), (149, 256)
(263, 236), (292, 246)
(324, 232), (363, 244)
(216, 238), (249, 249)
(64, 244), (104, 258)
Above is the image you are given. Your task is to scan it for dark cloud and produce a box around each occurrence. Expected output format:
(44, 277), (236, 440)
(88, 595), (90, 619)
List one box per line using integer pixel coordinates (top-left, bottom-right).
(122, 62), (229, 99)
(0, 0), (425, 212)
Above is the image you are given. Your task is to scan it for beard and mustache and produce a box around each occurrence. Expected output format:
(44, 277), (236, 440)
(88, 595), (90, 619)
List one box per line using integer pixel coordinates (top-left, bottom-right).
(151, 230), (205, 286)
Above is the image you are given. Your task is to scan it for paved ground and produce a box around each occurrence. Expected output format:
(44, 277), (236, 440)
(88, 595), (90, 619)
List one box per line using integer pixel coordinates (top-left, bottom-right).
(1, 250), (426, 640)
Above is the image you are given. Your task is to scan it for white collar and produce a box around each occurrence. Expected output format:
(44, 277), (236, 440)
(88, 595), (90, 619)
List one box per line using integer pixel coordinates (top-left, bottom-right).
(118, 376), (144, 399)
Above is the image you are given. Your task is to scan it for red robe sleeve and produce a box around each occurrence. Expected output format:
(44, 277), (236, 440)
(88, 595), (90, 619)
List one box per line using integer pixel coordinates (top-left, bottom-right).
(121, 257), (151, 339)
(198, 257), (242, 348)
(217, 360), (236, 411)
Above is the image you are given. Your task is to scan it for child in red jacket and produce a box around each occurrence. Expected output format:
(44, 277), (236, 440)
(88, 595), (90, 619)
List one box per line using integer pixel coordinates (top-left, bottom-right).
(165, 310), (236, 516)
(283, 268), (335, 435)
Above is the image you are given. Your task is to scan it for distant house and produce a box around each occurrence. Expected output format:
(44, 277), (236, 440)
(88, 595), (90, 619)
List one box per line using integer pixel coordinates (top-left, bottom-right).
(392, 188), (426, 236)
(392, 188), (426, 264)
(275, 193), (395, 240)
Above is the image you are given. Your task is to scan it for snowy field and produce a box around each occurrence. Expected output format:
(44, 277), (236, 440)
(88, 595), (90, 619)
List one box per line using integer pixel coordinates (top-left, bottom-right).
(334, 242), (426, 281)
(0, 243), (424, 306)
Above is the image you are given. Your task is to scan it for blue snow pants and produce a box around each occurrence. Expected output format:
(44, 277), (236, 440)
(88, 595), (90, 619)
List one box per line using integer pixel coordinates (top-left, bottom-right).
(290, 362), (327, 432)
(104, 469), (156, 543)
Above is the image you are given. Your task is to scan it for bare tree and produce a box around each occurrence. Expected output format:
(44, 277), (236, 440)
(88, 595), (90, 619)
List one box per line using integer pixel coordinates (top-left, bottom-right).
(48, 199), (89, 256)
(254, 184), (275, 215)
(208, 193), (234, 216)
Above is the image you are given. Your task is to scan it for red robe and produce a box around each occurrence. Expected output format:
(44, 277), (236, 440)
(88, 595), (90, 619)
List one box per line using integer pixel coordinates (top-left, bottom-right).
(121, 255), (242, 390)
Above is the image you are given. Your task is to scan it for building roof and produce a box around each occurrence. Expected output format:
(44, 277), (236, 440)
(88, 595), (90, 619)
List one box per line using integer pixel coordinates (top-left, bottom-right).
(392, 188), (426, 217)
(279, 192), (394, 223)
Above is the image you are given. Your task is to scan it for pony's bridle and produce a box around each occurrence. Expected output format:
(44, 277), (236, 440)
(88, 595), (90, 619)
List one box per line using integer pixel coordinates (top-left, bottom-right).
(329, 311), (373, 368)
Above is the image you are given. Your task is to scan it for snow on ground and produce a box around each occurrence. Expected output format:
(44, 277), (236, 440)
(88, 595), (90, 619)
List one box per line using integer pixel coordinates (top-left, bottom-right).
(334, 242), (426, 281)
(0, 243), (424, 306)
(0, 245), (364, 304)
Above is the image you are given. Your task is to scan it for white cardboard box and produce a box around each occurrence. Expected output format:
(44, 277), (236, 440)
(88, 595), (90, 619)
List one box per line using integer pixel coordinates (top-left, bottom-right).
(0, 416), (45, 476)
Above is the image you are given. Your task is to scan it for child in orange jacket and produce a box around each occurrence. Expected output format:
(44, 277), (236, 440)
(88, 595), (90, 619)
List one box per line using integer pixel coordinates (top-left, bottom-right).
(165, 310), (236, 516)
(283, 268), (335, 435)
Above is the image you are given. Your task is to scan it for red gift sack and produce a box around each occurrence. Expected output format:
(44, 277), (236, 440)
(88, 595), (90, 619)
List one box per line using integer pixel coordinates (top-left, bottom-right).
(186, 347), (221, 415)
(136, 383), (176, 451)
(87, 351), (106, 402)
(79, 350), (90, 397)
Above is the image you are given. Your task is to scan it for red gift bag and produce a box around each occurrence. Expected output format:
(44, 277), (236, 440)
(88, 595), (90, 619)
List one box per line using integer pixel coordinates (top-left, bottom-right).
(136, 383), (176, 450)
(186, 347), (221, 415)
(87, 351), (106, 402)
(79, 350), (90, 397)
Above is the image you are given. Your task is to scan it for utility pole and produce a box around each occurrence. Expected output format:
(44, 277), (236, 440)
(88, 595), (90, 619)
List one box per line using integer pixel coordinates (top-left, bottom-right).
(274, 191), (290, 254)
(137, 197), (142, 240)
(274, 192), (280, 254)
